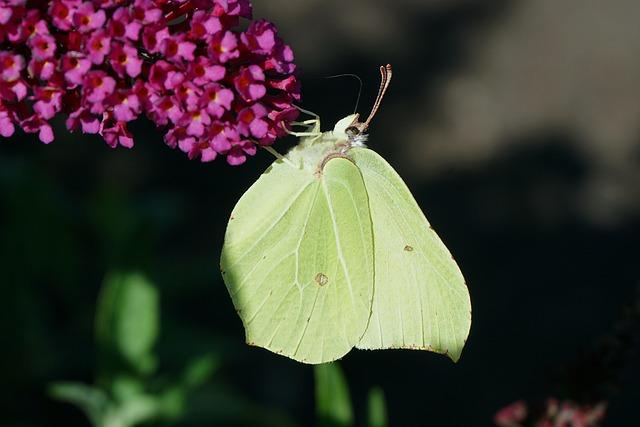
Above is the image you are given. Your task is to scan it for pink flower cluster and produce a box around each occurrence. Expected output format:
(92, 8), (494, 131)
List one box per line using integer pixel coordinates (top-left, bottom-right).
(0, 0), (301, 165)
(494, 399), (607, 427)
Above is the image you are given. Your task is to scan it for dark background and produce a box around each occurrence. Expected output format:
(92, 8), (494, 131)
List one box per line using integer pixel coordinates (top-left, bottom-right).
(1, 0), (639, 425)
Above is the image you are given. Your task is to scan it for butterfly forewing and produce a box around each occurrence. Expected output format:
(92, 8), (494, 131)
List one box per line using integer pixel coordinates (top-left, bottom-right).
(221, 156), (374, 364)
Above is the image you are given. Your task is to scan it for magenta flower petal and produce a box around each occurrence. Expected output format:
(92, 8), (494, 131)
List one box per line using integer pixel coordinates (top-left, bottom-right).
(226, 146), (247, 165)
(200, 147), (217, 162)
(39, 123), (54, 144)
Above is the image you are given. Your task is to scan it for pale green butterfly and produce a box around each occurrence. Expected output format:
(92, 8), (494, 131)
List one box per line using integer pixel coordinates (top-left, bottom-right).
(220, 65), (471, 364)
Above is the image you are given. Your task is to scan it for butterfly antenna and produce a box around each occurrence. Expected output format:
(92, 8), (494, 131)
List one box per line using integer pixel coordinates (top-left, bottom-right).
(360, 64), (393, 133)
(324, 73), (363, 114)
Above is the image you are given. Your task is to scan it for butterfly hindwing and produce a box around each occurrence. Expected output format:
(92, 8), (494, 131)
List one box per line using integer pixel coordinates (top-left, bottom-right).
(351, 148), (471, 362)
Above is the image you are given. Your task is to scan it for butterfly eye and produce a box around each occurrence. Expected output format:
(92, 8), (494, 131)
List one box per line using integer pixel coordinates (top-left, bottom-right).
(345, 126), (360, 138)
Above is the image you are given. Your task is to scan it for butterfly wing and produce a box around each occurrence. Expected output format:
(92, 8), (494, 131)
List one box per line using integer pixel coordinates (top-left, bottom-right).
(221, 156), (374, 364)
(351, 148), (471, 362)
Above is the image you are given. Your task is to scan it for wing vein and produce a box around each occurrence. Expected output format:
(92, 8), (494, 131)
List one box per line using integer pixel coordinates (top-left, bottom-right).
(226, 182), (314, 269)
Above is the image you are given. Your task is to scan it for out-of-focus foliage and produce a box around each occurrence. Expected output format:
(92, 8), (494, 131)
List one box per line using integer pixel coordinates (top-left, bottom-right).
(48, 271), (302, 427)
(315, 363), (354, 427)
(49, 272), (218, 427)
(314, 363), (389, 427)
(367, 387), (388, 427)
(95, 272), (160, 376)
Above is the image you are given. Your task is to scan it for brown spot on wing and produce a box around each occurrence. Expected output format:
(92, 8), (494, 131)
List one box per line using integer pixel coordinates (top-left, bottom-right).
(315, 272), (328, 286)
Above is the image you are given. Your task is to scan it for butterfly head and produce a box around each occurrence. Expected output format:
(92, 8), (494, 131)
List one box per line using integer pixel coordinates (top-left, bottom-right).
(332, 64), (393, 149)
(332, 114), (360, 139)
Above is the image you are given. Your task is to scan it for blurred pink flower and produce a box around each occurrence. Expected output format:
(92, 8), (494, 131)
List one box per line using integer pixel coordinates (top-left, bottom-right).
(495, 399), (607, 427)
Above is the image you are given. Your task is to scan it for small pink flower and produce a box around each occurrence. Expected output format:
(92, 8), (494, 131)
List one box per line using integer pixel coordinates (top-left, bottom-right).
(161, 35), (196, 62)
(132, 79), (156, 111)
(148, 60), (173, 91)
(209, 122), (236, 153)
(21, 115), (54, 144)
(165, 126), (189, 149)
(176, 82), (201, 111)
(238, 103), (269, 138)
(234, 65), (266, 101)
(109, 42), (142, 78)
(100, 119), (134, 148)
(214, 0), (252, 19)
(132, 0), (162, 24)
(151, 95), (183, 125)
(73, 2), (106, 33)
(84, 70), (115, 102)
(87, 30), (111, 64)
(27, 58), (57, 81)
(200, 84), (234, 118)
(32, 87), (63, 119)
(17, 12), (48, 42)
(188, 57), (225, 86)
(190, 10), (221, 39)
(49, 1), (74, 31)
(209, 31), (239, 63)
(142, 24), (170, 54)
(200, 144), (218, 162)
(165, 70), (186, 91)
(241, 20), (276, 55)
(0, 52), (24, 81)
(62, 54), (92, 85)
(227, 140), (257, 165)
(108, 8), (142, 41)
(179, 110), (211, 137)
(177, 136), (199, 158)
(66, 107), (100, 134)
(3, 79), (28, 100)
(265, 43), (296, 74)
(110, 90), (141, 122)
(29, 33), (57, 61)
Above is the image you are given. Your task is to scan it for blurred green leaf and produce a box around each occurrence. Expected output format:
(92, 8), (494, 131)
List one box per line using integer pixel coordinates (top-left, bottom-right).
(49, 382), (109, 426)
(95, 272), (159, 375)
(103, 393), (161, 427)
(181, 354), (219, 389)
(156, 387), (186, 420)
(314, 363), (354, 427)
(111, 375), (146, 402)
(367, 387), (388, 427)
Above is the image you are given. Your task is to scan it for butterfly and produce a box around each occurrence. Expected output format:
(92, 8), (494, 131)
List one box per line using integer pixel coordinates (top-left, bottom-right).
(220, 65), (471, 364)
